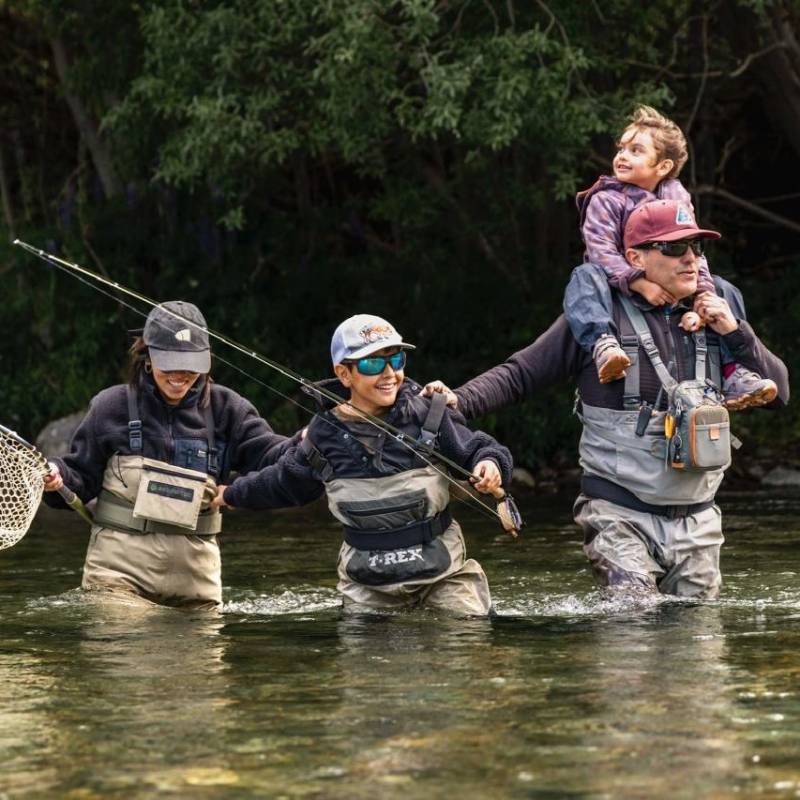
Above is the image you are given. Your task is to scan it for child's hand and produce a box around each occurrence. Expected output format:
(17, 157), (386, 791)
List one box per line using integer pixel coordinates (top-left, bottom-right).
(470, 460), (501, 495)
(43, 463), (64, 493)
(680, 311), (704, 332)
(210, 485), (231, 511)
(630, 277), (676, 306)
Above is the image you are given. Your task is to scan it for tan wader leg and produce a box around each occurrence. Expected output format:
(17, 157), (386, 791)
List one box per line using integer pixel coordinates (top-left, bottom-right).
(82, 527), (222, 609)
(339, 559), (491, 618)
(574, 495), (723, 599)
(420, 558), (492, 616)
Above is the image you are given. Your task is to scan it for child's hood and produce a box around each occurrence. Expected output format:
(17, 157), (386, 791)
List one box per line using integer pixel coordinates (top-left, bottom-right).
(575, 175), (660, 232)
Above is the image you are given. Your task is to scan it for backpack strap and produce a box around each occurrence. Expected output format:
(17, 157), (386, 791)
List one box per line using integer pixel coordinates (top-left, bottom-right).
(126, 385), (143, 452)
(419, 390), (447, 449)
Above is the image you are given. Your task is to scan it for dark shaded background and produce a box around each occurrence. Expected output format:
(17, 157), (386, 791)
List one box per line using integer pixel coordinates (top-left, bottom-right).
(1, 0), (797, 475)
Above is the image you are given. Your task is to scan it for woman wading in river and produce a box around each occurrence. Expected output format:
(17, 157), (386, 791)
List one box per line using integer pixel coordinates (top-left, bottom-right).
(43, 301), (294, 609)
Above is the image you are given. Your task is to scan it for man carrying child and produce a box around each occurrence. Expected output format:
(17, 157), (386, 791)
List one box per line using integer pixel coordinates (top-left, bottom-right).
(449, 199), (789, 598)
(565, 105), (777, 410)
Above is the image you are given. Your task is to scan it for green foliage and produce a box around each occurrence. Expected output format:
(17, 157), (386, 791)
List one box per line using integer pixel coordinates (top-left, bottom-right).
(0, 0), (798, 463)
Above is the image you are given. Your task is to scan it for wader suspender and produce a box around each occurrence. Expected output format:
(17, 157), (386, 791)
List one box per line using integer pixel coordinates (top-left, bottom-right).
(300, 392), (450, 480)
(125, 385), (219, 474)
(618, 295), (722, 412)
(419, 390), (447, 449)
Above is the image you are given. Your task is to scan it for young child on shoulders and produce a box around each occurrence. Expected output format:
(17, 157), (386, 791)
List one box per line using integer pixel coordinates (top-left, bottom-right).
(212, 314), (515, 617)
(565, 105), (776, 409)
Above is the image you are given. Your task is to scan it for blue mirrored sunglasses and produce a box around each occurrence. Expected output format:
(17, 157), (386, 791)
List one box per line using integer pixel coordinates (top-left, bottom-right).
(347, 350), (407, 376)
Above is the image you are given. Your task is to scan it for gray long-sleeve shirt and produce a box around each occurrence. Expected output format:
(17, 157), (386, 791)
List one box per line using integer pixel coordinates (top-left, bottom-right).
(456, 297), (789, 420)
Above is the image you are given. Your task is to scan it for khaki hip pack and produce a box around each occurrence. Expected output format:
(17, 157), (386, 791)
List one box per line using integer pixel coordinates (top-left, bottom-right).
(132, 458), (210, 530)
(665, 379), (730, 471)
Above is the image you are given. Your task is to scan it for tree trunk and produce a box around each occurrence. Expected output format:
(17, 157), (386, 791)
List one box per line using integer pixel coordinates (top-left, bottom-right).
(0, 145), (15, 237)
(50, 36), (120, 200)
(722, 2), (800, 161)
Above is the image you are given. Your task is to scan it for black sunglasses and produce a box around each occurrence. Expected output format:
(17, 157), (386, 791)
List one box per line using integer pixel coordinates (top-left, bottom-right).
(638, 239), (706, 257)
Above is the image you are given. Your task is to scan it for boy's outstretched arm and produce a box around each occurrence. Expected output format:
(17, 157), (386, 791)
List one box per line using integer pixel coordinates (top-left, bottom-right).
(434, 407), (514, 490)
(216, 445), (325, 511)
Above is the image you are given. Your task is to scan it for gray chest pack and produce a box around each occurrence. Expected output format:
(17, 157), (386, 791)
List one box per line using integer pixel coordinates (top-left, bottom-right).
(619, 295), (735, 472)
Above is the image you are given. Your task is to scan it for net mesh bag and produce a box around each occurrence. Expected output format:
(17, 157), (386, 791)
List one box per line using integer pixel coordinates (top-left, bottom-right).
(0, 432), (45, 550)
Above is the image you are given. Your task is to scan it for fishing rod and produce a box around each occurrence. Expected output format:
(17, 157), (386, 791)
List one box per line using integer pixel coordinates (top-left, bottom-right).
(13, 240), (522, 534)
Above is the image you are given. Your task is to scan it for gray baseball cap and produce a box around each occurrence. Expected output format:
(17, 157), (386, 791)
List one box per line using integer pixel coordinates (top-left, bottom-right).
(330, 314), (415, 365)
(143, 301), (211, 373)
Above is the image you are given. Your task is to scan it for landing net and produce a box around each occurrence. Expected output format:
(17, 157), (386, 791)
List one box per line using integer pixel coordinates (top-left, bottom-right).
(0, 431), (46, 550)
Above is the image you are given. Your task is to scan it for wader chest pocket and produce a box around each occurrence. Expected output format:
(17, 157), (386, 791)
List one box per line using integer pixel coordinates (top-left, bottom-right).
(132, 459), (207, 530)
(339, 490), (428, 531)
(687, 406), (731, 470)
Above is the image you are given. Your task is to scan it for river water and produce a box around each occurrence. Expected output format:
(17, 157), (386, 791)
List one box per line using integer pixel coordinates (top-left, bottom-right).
(2, 490), (800, 798)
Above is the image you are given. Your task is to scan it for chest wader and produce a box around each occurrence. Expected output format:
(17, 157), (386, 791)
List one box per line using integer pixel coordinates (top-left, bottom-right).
(83, 387), (223, 608)
(302, 394), (491, 615)
(575, 296), (726, 598)
(579, 296), (729, 510)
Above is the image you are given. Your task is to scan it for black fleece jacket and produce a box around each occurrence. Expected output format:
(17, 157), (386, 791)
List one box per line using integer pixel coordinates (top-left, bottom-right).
(45, 375), (296, 507)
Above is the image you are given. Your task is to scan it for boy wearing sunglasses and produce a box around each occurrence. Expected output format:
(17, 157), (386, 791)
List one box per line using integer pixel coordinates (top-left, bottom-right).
(213, 314), (513, 616)
(565, 105), (776, 409)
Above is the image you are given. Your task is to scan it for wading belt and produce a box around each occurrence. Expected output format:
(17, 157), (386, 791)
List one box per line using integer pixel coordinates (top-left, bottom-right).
(93, 489), (222, 535)
(581, 475), (715, 520)
(343, 508), (452, 551)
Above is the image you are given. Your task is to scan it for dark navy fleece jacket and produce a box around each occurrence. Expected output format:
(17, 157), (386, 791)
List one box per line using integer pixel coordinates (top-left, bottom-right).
(223, 378), (514, 511)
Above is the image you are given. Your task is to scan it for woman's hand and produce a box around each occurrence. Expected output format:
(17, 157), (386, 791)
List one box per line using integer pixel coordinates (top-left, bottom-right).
(418, 381), (458, 409)
(43, 463), (64, 493)
(630, 277), (676, 306)
(470, 460), (501, 495)
(209, 485), (231, 511)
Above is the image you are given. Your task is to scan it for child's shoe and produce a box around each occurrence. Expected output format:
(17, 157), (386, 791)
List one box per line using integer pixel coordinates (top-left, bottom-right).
(593, 334), (631, 384)
(722, 365), (778, 410)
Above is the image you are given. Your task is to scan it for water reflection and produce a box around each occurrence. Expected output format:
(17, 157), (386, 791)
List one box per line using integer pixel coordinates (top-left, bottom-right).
(2, 494), (800, 797)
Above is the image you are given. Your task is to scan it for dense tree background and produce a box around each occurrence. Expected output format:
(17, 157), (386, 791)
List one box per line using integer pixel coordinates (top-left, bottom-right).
(1, 0), (798, 473)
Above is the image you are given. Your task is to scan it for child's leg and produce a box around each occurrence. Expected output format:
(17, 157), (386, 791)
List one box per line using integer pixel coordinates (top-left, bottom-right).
(564, 263), (631, 383)
(564, 263), (616, 351)
(711, 276), (777, 408)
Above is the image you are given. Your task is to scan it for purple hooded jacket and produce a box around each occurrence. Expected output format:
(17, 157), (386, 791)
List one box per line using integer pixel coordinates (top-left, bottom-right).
(576, 175), (715, 296)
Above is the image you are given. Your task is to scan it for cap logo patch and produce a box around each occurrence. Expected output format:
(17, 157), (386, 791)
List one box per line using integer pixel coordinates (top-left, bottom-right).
(675, 204), (694, 225)
(358, 323), (395, 345)
(174, 328), (192, 342)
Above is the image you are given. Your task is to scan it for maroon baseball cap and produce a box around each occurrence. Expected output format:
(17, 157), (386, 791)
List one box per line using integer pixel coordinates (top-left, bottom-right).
(624, 199), (721, 249)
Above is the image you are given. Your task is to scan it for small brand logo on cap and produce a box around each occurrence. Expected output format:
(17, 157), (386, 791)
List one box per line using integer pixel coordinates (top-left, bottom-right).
(675, 204), (693, 225)
(358, 323), (395, 345)
(175, 329), (192, 342)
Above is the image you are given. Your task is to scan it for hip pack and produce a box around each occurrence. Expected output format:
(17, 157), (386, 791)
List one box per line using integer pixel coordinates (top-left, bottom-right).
(664, 379), (730, 470)
(619, 295), (732, 472)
